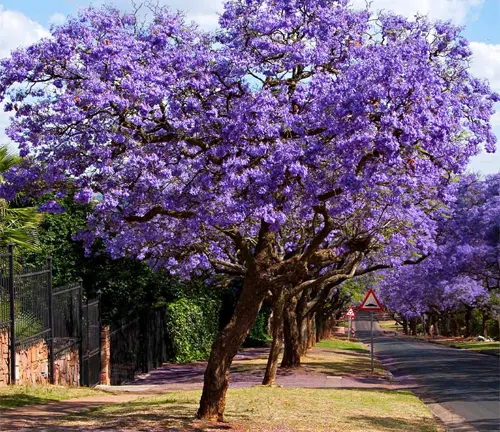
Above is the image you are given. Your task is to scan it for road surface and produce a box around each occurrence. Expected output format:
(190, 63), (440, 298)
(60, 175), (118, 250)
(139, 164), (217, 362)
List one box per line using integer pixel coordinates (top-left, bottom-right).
(354, 312), (500, 432)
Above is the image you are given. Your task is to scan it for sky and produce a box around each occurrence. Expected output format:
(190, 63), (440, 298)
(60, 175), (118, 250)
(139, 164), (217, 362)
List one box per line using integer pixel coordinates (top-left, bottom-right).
(0, 0), (499, 174)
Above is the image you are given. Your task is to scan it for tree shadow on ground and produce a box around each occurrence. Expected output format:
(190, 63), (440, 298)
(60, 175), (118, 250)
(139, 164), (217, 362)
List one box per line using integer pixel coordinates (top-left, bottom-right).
(0, 393), (57, 409)
(61, 399), (237, 431)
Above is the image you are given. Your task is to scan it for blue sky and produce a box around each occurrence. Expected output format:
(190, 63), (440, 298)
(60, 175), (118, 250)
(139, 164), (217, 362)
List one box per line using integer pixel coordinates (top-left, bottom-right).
(0, 0), (499, 174)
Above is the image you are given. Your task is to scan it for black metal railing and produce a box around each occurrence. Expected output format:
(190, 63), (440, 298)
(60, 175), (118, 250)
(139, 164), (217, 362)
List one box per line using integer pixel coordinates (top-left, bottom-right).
(109, 307), (167, 385)
(0, 244), (101, 386)
(81, 298), (101, 387)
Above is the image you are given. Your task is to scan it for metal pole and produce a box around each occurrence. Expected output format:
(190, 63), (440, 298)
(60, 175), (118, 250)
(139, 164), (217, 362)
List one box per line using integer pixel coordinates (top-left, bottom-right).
(370, 311), (374, 373)
(348, 318), (351, 341)
(78, 281), (84, 387)
(8, 243), (15, 384)
(47, 256), (55, 384)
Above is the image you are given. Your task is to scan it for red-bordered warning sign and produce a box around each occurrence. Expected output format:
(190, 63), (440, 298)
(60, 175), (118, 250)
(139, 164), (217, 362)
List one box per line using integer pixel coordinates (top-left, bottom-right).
(359, 289), (383, 312)
(344, 306), (356, 319)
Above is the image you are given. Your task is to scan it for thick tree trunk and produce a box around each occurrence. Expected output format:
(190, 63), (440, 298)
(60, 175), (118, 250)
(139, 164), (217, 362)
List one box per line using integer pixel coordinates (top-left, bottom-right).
(307, 314), (316, 350)
(281, 297), (301, 368)
(197, 278), (266, 421)
(263, 293), (285, 385)
(296, 294), (308, 355)
(316, 314), (331, 342)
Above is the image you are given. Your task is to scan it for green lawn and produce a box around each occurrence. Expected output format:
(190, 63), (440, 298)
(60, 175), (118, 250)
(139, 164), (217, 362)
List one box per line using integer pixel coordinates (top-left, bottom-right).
(316, 337), (369, 353)
(0, 385), (104, 409)
(60, 387), (443, 432)
(232, 337), (386, 378)
(378, 320), (399, 330)
(435, 340), (500, 353)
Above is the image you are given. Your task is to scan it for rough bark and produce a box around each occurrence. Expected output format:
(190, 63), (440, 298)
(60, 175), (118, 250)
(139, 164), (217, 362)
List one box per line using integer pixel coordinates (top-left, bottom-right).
(281, 297), (301, 368)
(197, 277), (266, 421)
(263, 293), (285, 385)
(306, 314), (316, 350)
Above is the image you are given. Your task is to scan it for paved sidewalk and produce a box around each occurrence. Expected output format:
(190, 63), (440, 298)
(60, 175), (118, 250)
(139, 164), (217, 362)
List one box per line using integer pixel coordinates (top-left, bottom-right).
(98, 345), (415, 394)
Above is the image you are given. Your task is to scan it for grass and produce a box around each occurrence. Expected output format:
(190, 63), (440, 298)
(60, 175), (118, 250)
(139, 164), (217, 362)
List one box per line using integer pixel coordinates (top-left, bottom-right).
(316, 337), (369, 353)
(378, 320), (400, 330)
(231, 337), (387, 378)
(434, 339), (500, 353)
(0, 385), (104, 409)
(60, 387), (443, 432)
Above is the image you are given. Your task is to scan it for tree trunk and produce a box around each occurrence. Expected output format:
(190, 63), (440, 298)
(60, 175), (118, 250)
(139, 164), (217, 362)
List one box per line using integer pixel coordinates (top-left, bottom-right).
(307, 314), (316, 350)
(482, 310), (489, 337)
(197, 277), (267, 421)
(296, 294), (309, 355)
(281, 297), (301, 368)
(402, 318), (408, 335)
(263, 293), (285, 385)
(464, 307), (472, 337)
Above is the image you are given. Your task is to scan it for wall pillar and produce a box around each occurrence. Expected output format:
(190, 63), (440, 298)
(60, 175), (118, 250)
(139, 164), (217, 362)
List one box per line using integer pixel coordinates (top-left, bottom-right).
(100, 326), (111, 385)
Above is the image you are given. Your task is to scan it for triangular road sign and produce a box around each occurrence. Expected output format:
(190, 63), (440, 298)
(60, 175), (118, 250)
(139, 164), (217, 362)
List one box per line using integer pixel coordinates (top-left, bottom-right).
(359, 289), (383, 312)
(345, 306), (356, 319)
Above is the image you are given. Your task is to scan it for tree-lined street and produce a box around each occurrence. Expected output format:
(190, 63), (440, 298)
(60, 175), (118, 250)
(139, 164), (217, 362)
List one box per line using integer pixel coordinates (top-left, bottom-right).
(354, 312), (500, 432)
(0, 0), (498, 430)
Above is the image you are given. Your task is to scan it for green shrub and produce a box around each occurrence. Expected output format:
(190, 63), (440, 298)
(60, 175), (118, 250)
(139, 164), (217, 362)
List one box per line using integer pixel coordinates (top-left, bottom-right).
(164, 296), (221, 362)
(244, 306), (271, 347)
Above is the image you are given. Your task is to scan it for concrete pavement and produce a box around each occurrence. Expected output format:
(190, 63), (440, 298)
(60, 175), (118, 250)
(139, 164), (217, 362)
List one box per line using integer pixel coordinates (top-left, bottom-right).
(354, 311), (500, 432)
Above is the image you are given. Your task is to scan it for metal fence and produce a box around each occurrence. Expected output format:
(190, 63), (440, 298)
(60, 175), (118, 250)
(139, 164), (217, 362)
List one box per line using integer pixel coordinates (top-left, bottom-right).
(81, 298), (101, 387)
(0, 244), (101, 386)
(1, 244), (168, 388)
(109, 306), (167, 385)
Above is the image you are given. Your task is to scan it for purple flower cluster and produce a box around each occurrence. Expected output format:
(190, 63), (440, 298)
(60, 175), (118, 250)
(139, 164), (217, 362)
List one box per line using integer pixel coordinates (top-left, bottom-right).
(377, 174), (500, 319)
(0, 1), (497, 280)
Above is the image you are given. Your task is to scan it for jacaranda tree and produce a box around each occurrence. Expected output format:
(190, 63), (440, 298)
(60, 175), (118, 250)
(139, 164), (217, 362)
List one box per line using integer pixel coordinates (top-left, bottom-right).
(378, 174), (500, 336)
(0, 0), (497, 420)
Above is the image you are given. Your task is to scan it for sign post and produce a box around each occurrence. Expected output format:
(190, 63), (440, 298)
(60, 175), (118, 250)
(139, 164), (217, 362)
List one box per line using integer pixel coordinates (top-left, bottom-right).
(359, 289), (383, 374)
(344, 306), (356, 341)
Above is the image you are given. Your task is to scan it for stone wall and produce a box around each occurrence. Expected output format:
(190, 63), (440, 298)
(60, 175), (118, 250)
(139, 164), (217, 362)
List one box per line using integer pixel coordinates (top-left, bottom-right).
(54, 346), (79, 386)
(0, 331), (80, 386)
(16, 340), (49, 385)
(0, 328), (9, 385)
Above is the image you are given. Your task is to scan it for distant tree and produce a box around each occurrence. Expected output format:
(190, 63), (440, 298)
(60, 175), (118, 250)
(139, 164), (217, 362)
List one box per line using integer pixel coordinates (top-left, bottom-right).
(377, 174), (500, 337)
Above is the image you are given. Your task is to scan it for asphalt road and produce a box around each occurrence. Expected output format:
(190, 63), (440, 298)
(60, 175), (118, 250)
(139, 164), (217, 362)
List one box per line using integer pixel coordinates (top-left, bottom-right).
(354, 312), (500, 432)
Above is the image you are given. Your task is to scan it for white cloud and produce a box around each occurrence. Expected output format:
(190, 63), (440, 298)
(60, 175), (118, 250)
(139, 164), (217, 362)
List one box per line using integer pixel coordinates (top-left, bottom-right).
(0, 5), (49, 59)
(49, 12), (67, 26)
(90, 0), (224, 30)
(469, 42), (500, 93)
(0, 5), (49, 148)
(351, 0), (484, 24)
(467, 42), (500, 173)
